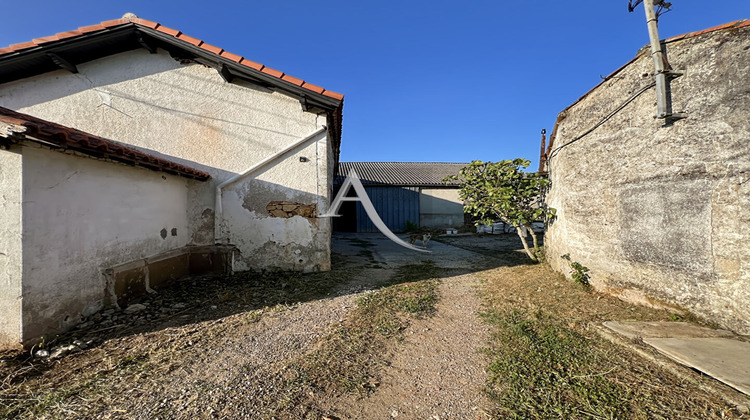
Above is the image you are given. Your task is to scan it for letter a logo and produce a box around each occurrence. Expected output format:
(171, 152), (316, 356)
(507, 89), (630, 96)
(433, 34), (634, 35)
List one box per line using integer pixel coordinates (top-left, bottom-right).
(321, 169), (430, 253)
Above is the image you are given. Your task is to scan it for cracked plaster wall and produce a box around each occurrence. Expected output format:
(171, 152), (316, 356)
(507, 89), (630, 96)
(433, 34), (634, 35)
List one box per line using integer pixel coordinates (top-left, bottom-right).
(544, 27), (750, 333)
(19, 145), (189, 344)
(0, 47), (333, 273)
(0, 148), (22, 348)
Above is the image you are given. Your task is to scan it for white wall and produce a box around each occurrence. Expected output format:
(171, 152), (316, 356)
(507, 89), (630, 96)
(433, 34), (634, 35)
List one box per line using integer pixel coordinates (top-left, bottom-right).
(419, 188), (464, 228)
(0, 48), (332, 271)
(0, 147), (23, 348)
(21, 145), (190, 342)
(222, 133), (332, 272)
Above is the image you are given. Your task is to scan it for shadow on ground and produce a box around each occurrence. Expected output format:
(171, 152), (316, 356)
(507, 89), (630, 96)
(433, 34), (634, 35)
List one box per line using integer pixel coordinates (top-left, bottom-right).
(0, 232), (533, 386)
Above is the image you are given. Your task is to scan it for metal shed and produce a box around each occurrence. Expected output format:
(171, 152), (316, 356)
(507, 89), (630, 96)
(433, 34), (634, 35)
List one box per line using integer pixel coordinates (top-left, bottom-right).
(333, 162), (467, 233)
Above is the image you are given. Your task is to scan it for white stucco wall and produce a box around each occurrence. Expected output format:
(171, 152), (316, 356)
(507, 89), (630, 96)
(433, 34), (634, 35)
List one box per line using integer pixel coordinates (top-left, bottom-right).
(20, 145), (190, 342)
(0, 48), (333, 271)
(419, 188), (464, 228)
(0, 147), (23, 348)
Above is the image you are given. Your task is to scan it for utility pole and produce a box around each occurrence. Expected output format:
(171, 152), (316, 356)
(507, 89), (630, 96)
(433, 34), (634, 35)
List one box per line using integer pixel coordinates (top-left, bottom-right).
(631, 0), (684, 122)
(642, 0), (669, 119)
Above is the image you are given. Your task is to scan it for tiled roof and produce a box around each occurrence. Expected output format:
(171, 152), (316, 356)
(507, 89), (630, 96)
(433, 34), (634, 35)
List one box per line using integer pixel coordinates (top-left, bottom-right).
(0, 106), (210, 181)
(0, 15), (344, 160)
(335, 162), (467, 187)
(542, 19), (749, 172)
(0, 15), (344, 101)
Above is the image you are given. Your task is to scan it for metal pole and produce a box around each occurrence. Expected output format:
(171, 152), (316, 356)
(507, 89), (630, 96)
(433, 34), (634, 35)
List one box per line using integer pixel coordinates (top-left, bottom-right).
(642, 0), (669, 118)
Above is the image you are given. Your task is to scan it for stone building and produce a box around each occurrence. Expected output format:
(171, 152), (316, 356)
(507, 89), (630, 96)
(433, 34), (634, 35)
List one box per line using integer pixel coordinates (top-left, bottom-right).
(541, 20), (750, 333)
(0, 15), (343, 348)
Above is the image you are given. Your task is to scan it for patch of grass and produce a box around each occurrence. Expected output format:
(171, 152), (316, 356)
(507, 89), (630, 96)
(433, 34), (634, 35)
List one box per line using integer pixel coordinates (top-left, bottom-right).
(277, 260), (442, 412)
(483, 309), (629, 419)
(0, 352), (150, 419)
(480, 262), (741, 418)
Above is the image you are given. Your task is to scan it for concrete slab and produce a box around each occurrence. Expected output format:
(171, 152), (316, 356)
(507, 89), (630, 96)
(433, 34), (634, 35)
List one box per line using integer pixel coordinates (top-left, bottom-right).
(643, 338), (750, 396)
(333, 233), (487, 269)
(604, 321), (736, 340)
(604, 321), (750, 396)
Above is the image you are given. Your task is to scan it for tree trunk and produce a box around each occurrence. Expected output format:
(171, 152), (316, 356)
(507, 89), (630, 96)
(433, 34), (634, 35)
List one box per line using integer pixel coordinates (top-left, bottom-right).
(516, 225), (538, 262)
(525, 223), (539, 251)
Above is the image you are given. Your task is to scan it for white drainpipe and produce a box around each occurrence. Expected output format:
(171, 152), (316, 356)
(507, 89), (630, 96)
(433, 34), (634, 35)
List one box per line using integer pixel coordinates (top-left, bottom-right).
(214, 126), (327, 243)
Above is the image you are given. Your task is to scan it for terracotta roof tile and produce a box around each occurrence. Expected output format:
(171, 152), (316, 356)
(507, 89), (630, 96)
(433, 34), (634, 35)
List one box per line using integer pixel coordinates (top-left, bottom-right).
(0, 15), (345, 103)
(131, 18), (159, 29)
(301, 82), (325, 94)
(693, 21), (740, 36)
(281, 74), (304, 86)
(78, 24), (107, 33)
(100, 19), (128, 28)
(155, 25), (181, 37)
(32, 35), (60, 45)
(200, 43), (223, 55)
(0, 106), (210, 181)
(54, 30), (83, 40)
(8, 41), (37, 51)
(177, 34), (203, 46)
(261, 66), (284, 78)
(322, 90), (345, 101)
(666, 19), (748, 42)
(239, 58), (263, 71)
(219, 51), (243, 63)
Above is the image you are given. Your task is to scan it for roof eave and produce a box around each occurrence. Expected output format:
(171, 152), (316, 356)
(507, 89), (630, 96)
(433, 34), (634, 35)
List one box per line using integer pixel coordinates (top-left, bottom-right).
(0, 22), (343, 112)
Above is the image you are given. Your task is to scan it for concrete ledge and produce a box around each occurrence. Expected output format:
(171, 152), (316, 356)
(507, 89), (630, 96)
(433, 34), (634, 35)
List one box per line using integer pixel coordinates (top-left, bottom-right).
(106, 245), (236, 307)
(597, 322), (750, 411)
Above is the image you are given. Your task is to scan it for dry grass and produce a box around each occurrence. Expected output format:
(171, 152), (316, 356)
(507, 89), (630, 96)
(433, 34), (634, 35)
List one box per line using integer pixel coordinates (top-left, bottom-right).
(480, 260), (744, 419)
(258, 260), (445, 418)
(0, 259), (445, 419)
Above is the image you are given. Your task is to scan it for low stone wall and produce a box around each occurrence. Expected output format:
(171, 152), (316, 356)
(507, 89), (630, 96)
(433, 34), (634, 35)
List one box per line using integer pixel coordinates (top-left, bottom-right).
(106, 245), (236, 307)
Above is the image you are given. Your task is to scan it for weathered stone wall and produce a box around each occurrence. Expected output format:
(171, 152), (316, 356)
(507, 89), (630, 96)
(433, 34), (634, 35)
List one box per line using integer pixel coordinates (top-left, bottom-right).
(0, 48), (333, 272)
(545, 25), (750, 333)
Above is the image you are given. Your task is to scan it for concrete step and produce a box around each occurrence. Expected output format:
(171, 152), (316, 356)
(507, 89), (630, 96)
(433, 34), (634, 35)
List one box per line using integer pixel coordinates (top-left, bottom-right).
(604, 321), (750, 396)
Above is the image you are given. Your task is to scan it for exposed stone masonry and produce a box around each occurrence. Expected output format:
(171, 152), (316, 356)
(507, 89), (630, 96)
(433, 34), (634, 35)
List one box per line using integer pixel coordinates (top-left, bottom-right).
(266, 201), (317, 219)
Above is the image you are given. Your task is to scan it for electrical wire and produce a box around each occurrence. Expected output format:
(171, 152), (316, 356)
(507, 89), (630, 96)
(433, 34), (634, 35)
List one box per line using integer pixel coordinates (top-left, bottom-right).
(546, 81), (656, 165)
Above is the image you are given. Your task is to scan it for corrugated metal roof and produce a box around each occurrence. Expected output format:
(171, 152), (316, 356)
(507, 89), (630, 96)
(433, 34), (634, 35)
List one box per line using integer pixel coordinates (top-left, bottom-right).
(335, 162), (467, 186)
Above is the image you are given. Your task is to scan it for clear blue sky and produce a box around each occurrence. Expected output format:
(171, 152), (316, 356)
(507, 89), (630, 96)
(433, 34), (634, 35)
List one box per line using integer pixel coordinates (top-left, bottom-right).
(2, 1), (748, 169)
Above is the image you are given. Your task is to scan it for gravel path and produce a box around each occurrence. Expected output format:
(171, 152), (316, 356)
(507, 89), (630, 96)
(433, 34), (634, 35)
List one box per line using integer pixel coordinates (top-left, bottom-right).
(2, 234), (495, 419)
(334, 272), (491, 420)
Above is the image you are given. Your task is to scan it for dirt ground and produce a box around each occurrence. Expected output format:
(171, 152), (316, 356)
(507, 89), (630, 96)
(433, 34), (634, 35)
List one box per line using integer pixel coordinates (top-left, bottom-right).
(0, 233), (747, 419)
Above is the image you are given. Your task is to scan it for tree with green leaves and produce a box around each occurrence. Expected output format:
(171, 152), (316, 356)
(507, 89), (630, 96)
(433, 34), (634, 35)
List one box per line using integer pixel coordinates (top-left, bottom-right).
(444, 158), (555, 262)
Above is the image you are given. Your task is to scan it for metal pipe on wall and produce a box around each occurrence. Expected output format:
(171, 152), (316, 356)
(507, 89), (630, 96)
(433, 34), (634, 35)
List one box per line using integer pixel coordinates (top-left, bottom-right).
(214, 126), (327, 243)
